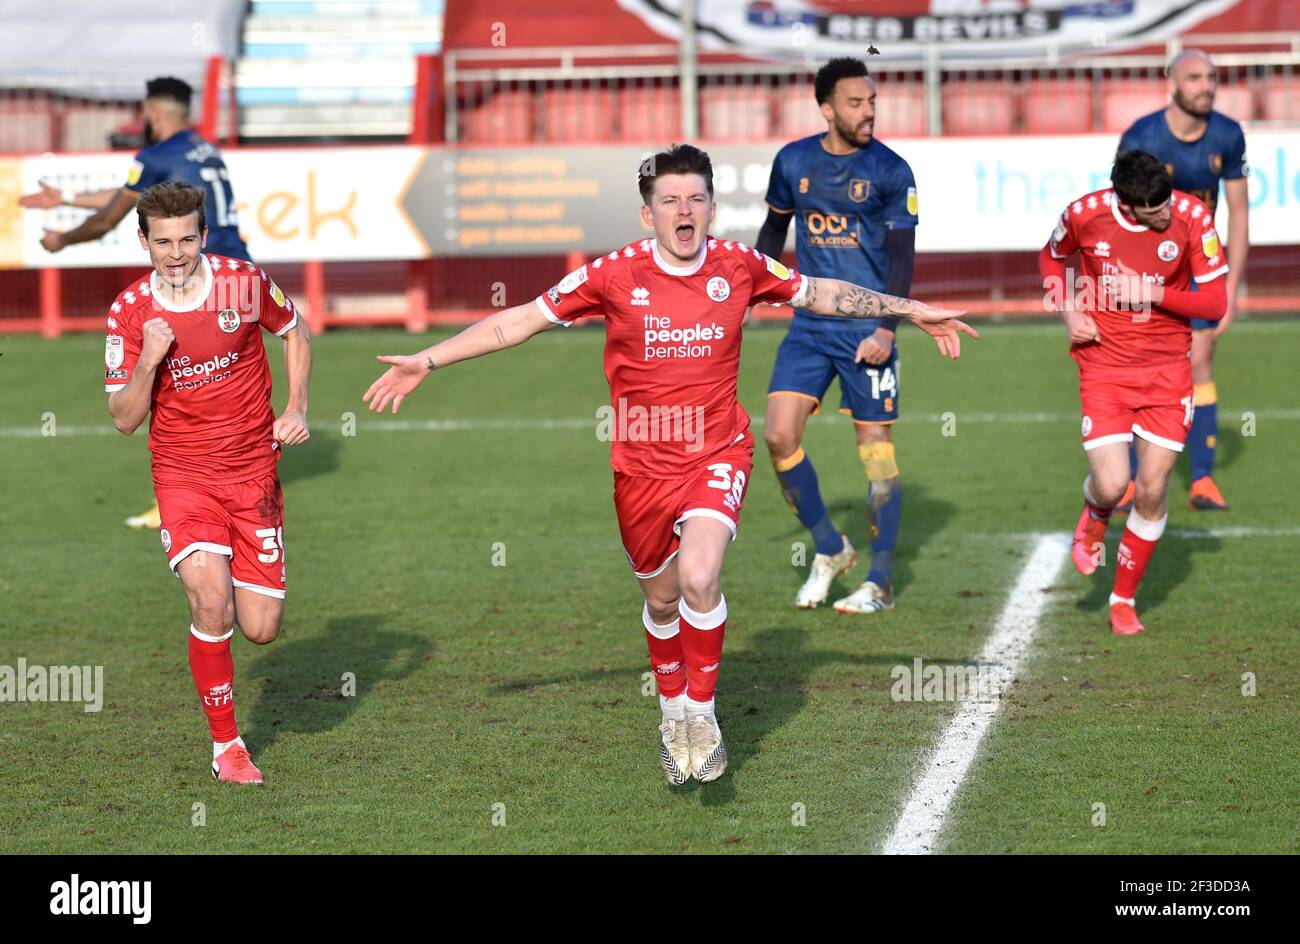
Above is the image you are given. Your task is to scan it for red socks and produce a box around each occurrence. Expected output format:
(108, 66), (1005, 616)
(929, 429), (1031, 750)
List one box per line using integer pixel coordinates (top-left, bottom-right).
(678, 596), (727, 705)
(189, 626), (238, 743)
(1112, 511), (1166, 603)
(642, 605), (686, 699)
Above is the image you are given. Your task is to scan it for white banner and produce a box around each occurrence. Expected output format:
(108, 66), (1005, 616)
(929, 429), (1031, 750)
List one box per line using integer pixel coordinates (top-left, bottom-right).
(617, 0), (1243, 61)
(5, 132), (1295, 267)
(901, 130), (1296, 251)
(10, 146), (428, 267)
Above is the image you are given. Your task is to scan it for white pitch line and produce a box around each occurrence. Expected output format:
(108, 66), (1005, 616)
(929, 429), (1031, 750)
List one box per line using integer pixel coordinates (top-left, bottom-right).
(964, 525), (1300, 543)
(880, 532), (1071, 856)
(4, 408), (1298, 439)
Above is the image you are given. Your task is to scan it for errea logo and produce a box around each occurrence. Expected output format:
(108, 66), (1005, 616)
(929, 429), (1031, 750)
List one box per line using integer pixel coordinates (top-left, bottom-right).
(1094, 241), (1111, 257)
(631, 286), (650, 306)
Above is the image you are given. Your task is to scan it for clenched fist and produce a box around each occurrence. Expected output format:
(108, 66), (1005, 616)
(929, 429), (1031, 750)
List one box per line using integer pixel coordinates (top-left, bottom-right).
(273, 411), (310, 446)
(140, 317), (175, 368)
(1065, 310), (1101, 344)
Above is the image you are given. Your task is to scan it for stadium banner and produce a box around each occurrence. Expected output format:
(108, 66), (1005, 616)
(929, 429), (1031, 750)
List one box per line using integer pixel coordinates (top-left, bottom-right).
(409, 132), (1299, 255)
(443, 1), (1300, 57)
(4, 147), (429, 268)
(5, 132), (1297, 267)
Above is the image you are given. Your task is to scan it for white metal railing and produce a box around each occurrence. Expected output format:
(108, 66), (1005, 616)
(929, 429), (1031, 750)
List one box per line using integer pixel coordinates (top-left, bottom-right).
(443, 33), (1300, 144)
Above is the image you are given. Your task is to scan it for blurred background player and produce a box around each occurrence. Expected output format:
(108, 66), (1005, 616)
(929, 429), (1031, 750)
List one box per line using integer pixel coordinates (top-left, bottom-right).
(362, 144), (974, 786)
(756, 58), (918, 614)
(1116, 49), (1248, 512)
(1041, 151), (1228, 635)
(104, 181), (310, 783)
(20, 76), (251, 530)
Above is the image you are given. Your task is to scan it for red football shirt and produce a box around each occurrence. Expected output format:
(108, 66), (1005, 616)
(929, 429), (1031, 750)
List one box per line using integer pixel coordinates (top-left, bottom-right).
(103, 254), (299, 486)
(536, 236), (806, 478)
(1046, 188), (1228, 369)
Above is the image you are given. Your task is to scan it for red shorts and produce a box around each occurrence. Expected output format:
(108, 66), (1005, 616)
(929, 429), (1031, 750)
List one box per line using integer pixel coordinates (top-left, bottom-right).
(1078, 360), (1194, 453)
(155, 470), (286, 598)
(613, 431), (754, 579)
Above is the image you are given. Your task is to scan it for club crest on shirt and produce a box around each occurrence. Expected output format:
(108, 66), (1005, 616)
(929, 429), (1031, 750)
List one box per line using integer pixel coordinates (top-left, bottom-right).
(706, 277), (730, 302)
(217, 309), (241, 333)
(1158, 240), (1179, 262)
(849, 179), (870, 203)
(1209, 153), (1223, 175)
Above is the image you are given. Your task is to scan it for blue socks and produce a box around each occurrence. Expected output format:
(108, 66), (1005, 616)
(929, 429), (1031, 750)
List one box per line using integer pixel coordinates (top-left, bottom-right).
(774, 448), (844, 556)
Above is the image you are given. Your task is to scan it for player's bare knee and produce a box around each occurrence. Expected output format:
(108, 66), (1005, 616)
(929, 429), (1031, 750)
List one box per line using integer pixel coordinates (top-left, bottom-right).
(241, 615), (281, 645)
(191, 597), (235, 636)
(1134, 478), (1169, 517)
(678, 567), (720, 612)
(1092, 471), (1129, 506)
(764, 425), (799, 461)
(646, 598), (679, 626)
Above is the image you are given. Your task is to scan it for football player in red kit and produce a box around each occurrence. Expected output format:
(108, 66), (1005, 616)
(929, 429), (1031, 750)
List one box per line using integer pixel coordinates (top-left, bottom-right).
(1040, 150), (1228, 635)
(364, 144), (976, 785)
(104, 181), (312, 783)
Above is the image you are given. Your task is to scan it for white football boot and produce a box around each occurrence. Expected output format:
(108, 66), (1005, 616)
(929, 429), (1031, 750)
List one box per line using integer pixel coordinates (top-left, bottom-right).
(794, 536), (857, 609)
(832, 579), (895, 615)
(658, 717), (691, 785)
(686, 713), (728, 783)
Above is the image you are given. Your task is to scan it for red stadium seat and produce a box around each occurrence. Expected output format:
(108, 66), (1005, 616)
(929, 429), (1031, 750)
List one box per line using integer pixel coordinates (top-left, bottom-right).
(540, 86), (615, 143)
(776, 83), (823, 138)
(1101, 77), (1163, 133)
(0, 98), (55, 153)
(459, 87), (533, 144)
(942, 79), (1015, 135)
(699, 84), (771, 140)
(777, 80), (926, 139)
(874, 80), (927, 137)
(1212, 80), (1255, 122)
(615, 85), (681, 143)
(1023, 76), (1094, 133)
(60, 105), (136, 152)
(1259, 76), (1300, 122)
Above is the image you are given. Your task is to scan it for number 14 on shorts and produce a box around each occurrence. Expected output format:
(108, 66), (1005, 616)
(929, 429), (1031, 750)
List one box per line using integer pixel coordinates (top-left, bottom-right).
(864, 366), (897, 400)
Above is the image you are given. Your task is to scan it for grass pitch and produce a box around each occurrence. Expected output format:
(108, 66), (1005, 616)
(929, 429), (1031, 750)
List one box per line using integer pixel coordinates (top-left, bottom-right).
(1, 318), (1296, 853)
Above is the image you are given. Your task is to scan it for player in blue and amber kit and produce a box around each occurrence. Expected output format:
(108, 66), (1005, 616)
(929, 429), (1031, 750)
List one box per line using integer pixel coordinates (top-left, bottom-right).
(756, 57), (918, 614)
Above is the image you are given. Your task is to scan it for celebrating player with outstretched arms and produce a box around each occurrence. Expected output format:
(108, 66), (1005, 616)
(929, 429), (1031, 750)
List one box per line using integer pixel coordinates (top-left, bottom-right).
(106, 181), (311, 785)
(1040, 149), (1227, 636)
(365, 144), (974, 786)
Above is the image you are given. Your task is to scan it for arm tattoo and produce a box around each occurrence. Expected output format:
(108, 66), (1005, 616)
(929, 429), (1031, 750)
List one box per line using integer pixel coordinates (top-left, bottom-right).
(494, 325), (507, 348)
(424, 356), (438, 371)
(823, 279), (923, 320)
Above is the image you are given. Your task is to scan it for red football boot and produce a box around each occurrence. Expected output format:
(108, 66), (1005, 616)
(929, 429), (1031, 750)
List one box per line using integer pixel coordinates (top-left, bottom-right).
(1109, 601), (1144, 636)
(1189, 476), (1229, 511)
(1071, 504), (1109, 576)
(212, 743), (264, 785)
